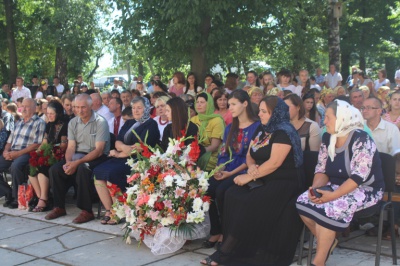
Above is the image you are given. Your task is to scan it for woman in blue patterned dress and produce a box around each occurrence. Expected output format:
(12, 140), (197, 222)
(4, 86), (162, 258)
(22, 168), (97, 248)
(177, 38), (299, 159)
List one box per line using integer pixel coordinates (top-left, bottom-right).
(296, 99), (384, 266)
(202, 90), (259, 248)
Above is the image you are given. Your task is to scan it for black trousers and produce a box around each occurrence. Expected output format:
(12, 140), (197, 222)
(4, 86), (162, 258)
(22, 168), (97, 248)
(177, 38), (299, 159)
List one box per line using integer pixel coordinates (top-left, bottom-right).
(49, 155), (108, 212)
(207, 173), (237, 236)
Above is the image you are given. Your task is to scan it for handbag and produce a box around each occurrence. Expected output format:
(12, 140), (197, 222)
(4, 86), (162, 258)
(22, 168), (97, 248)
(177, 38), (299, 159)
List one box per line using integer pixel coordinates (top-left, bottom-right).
(18, 184), (34, 210)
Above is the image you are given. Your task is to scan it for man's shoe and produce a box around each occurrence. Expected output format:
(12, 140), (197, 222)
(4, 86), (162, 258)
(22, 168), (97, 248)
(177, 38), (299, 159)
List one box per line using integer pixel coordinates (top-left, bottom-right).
(7, 201), (18, 209)
(2, 199), (13, 207)
(45, 207), (67, 220)
(72, 210), (94, 224)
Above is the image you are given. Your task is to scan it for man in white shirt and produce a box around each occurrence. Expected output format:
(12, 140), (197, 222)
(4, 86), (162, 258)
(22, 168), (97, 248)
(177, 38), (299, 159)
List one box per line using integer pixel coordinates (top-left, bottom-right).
(107, 97), (124, 136)
(109, 78), (123, 93)
(53, 76), (64, 97)
(395, 68), (400, 88)
(11, 76), (32, 101)
(324, 64), (342, 89)
(362, 97), (400, 155)
(90, 93), (114, 121)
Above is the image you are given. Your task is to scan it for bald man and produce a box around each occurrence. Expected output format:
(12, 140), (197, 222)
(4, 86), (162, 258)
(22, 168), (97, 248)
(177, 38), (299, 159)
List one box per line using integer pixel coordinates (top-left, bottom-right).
(0, 98), (46, 208)
(90, 93), (114, 121)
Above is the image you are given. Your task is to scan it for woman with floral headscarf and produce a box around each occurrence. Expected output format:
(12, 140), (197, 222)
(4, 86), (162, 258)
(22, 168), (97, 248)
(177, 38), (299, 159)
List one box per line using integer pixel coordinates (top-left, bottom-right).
(191, 92), (225, 171)
(296, 100), (384, 266)
(93, 97), (160, 225)
(201, 96), (304, 266)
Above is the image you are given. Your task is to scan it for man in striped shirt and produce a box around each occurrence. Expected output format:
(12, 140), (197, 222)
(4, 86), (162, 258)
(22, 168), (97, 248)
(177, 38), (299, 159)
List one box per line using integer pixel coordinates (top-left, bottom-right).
(0, 98), (46, 208)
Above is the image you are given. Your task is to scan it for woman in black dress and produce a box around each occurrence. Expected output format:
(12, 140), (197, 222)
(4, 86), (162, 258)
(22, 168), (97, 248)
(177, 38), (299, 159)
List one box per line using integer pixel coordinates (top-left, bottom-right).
(161, 97), (198, 152)
(28, 101), (68, 212)
(201, 96), (304, 266)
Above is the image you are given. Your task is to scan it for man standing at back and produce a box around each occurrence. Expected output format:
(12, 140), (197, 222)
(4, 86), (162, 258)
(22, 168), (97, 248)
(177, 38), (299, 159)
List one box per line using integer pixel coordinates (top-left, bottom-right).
(11, 77), (32, 101)
(324, 64), (342, 89)
(0, 98), (45, 207)
(53, 76), (64, 97)
(46, 94), (110, 223)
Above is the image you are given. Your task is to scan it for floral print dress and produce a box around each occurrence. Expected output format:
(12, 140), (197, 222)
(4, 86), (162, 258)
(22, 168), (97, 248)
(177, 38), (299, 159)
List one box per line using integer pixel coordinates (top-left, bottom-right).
(296, 130), (385, 232)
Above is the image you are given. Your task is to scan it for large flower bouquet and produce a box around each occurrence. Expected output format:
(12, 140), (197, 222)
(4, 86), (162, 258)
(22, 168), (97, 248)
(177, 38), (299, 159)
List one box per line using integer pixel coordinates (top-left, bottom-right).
(29, 143), (65, 176)
(111, 131), (223, 255)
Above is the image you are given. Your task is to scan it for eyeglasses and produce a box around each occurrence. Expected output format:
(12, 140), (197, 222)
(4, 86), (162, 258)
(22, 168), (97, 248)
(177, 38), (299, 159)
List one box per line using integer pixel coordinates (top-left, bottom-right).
(360, 106), (380, 111)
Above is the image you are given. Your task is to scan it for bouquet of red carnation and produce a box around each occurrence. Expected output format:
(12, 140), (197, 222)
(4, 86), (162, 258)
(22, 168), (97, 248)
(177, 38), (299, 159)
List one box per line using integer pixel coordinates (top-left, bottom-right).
(29, 143), (65, 176)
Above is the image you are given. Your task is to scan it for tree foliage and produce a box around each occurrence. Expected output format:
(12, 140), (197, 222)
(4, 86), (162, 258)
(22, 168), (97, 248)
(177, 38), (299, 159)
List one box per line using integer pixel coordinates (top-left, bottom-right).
(0, 0), (109, 85)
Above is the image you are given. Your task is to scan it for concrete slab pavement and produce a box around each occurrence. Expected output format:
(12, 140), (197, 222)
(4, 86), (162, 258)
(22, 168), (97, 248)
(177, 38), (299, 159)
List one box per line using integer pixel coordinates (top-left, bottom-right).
(0, 196), (399, 266)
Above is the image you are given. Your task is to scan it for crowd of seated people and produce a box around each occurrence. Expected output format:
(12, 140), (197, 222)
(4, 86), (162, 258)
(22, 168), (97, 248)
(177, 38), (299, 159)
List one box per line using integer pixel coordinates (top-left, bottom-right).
(1, 66), (400, 265)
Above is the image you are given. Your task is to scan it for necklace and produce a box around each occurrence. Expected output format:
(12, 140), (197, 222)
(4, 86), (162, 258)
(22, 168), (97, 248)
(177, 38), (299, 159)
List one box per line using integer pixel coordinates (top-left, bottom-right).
(159, 116), (168, 125)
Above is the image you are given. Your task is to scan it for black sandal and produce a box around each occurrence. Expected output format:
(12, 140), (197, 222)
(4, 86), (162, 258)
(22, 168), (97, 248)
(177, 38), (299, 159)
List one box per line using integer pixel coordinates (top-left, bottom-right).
(200, 256), (218, 266)
(202, 240), (217, 248)
(32, 199), (49, 212)
(101, 210), (111, 225)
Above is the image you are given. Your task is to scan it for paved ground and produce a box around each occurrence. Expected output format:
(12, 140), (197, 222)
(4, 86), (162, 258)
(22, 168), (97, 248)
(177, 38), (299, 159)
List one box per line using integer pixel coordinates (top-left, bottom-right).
(0, 195), (399, 266)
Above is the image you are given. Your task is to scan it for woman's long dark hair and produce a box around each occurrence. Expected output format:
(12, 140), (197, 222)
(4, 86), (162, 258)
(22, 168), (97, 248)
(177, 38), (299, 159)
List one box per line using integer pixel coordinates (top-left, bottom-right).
(302, 93), (317, 122)
(184, 72), (200, 95)
(47, 100), (65, 144)
(225, 90), (258, 150)
(166, 97), (189, 138)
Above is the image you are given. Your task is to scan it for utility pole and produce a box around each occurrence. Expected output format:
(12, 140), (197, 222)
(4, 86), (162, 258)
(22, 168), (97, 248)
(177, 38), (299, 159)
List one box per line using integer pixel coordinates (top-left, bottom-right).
(328, 0), (342, 71)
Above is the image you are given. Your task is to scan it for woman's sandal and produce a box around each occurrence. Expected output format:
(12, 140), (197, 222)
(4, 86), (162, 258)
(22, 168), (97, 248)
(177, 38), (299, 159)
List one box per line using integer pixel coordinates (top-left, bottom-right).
(107, 215), (121, 225)
(101, 210), (111, 225)
(200, 256), (218, 266)
(325, 238), (338, 262)
(202, 240), (218, 248)
(32, 199), (49, 212)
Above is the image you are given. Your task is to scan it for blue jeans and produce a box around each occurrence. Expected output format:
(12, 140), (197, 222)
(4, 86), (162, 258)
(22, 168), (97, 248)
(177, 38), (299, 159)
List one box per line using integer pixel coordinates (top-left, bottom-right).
(0, 153), (29, 201)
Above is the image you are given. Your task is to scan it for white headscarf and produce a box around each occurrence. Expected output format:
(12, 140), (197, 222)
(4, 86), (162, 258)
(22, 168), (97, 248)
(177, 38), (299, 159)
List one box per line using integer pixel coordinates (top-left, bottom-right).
(328, 100), (364, 161)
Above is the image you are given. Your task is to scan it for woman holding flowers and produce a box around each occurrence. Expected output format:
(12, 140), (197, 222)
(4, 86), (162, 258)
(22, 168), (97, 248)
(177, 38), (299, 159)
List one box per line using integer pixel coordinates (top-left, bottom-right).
(296, 100), (384, 266)
(161, 97), (198, 151)
(93, 97), (160, 225)
(203, 90), (259, 249)
(201, 96), (304, 266)
(28, 101), (68, 212)
(191, 92), (225, 171)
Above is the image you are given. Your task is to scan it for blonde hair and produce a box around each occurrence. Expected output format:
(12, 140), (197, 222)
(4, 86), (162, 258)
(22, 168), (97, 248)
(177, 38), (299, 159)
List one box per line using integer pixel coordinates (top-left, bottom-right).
(334, 86), (346, 96)
(154, 95), (171, 107)
(266, 87), (281, 96)
(319, 88), (334, 104)
(248, 86), (264, 96)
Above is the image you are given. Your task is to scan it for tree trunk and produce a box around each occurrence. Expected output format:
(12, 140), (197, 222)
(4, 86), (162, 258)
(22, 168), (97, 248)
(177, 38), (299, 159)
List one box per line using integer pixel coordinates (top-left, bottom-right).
(147, 59), (155, 77)
(242, 59), (249, 74)
(359, 5), (366, 72)
(4, 0), (17, 85)
(385, 57), (396, 84)
(341, 50), (350, 86)
(55, 47), (68, 86)
(86, 53), (103, 81)
(127, 63), (131, 84)
(190, 15), (211, 88)
(138, 61), (144, 77)
(327, 1), (341, 71)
